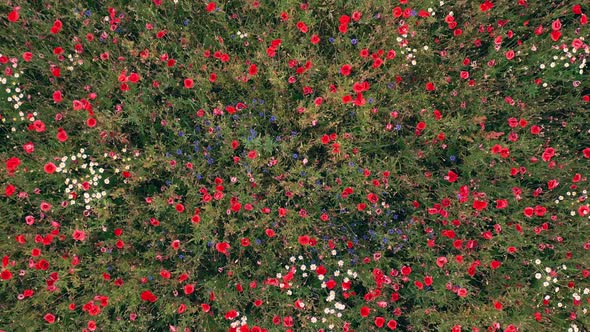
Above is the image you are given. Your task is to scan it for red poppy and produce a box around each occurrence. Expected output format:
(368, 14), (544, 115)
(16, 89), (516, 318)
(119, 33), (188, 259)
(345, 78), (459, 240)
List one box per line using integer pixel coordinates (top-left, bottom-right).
(375, 317), (385, 327)
(1, 269), (12, 280)
(8, 8), (19, 22)
(387, 320), (398, 330)
(56, 128), (68, 142)
(44, 313), (56, 324)
(6, 157), (21, 173)
(446, 170), (458, 182)
(360, 306), (370, 317)
(44, 162), (57, 174)
(249, 64), (258, 75)
(340, 64), (352, 76)
(215, 242), (230, 254)
(184, 78), (194, 88)
(140, 290), (157, 302)
(184, 283), (195, 295)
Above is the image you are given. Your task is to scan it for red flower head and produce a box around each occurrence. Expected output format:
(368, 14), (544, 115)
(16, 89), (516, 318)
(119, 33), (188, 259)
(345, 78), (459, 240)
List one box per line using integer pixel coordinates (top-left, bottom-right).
(140, 290), (157, 302)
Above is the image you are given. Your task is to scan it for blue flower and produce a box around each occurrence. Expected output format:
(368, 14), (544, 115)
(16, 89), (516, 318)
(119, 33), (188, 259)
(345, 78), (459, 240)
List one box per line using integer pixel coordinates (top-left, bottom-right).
(329, 37), (335, 43)
(450, 155), (457, 162)
(270, 116), (276, 122)
(178, 131), (184, 137)
(183, 19), (190, 26)
(395, 124), (402, 131)
(351, 38), (358, 45)
(84, 10), (92, 17)
(293, 153), (298, 159)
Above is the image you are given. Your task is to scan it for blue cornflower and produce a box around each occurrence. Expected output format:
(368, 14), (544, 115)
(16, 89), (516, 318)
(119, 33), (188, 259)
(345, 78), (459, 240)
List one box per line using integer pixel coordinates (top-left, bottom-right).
(395, 124), (402, 131)
(329, 37), (335, 43)
(351, 38), (358, 45)
(178, 131), (184, 137)
(450, 155), (457, 161)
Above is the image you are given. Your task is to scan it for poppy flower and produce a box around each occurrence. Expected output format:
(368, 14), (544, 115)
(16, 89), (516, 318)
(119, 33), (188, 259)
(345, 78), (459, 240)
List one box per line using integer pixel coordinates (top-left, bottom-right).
(44, 162), (57, 174)
(387, 320), (398, 330)
(1, 269), (12, 280)
(8, 8), (19, 22)
(457, 288), (468, 297)
(215, 242), (230, 254)
(340, 64), (352, 76)
(184, 78), (194, 88)
(375, 317), (385, 327)
(360, 306), (370, 317)
(44, 313), (56, 324)
(56, 128), (68, 142)
(6, 157), (21, 173)
(248, 64), (258, 76)
(140, 290), (157, 302)
(5, 184), (15, 197)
